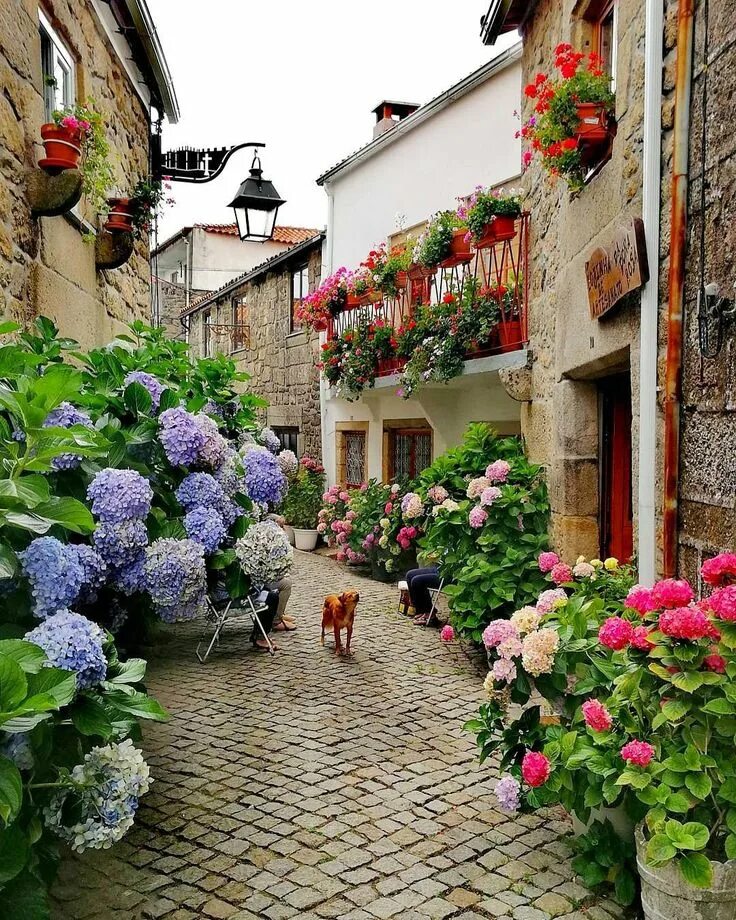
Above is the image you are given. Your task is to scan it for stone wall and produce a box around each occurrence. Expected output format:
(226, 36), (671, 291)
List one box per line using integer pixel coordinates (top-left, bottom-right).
(0, 0), (153, 349)
(152, 277), (207, 341)
(187, 244), (323, 461)
(512, 0), (646, 560)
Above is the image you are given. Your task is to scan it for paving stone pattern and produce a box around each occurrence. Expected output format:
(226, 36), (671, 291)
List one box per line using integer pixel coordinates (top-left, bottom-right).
(51, 552), (623, 920)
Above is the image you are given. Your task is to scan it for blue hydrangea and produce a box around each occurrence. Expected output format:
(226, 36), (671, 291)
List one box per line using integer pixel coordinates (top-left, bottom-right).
(123, 371), (165, 410)
(241, 448), (287, 506)
(93, 521), (148, 569)
(87, 469), (153, 523)
(203, 398), (224, 421)
(220, 497), (242, 527)
(214, 449), (246, 497)
(111, 553), (146, 596)
(184, 507), (226, 554)
(159, 408), (206, 467)
(260, 427), (281, 454)
(26, 610), (107, 689)
(175, 472), (226, 512)
(196, 413), (228, 470)
(0, 733), (34, 771)
(43, 402), (93, 471)
(72, 545), (108, 603)
(20, 537), (84, 619)
(143, 538), (207, 621)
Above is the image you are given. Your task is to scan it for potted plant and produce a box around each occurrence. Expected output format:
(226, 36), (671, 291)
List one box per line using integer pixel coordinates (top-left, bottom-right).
(295, 268), (350, 331)
(103, 196), (135, 233)
(366, 243), (411, 298)
(110, 176), (175, 238)
(40, 102), (113, 225)
(414, 211), (469, 270)
(280, 456), (325, 551)
(520, 45), (616, 190)
(463, 187), (523, 248)
(496, 271), (524, 352)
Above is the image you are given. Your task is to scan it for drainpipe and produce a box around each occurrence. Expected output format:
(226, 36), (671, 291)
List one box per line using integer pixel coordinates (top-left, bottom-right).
(185, 230), (192, 314)
(662, 0), (696, 577)
(637, 0), (664, 586)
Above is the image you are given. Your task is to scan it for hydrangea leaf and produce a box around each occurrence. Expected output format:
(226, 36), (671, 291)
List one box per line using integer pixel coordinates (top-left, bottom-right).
(0, 755), (23, 825)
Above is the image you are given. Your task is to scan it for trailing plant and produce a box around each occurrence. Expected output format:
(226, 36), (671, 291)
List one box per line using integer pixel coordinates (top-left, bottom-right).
(129, 176), (175, 238)
(52, 102), (114, 227)
(295, 267), (350, 330)
(364, 243), (410, 298)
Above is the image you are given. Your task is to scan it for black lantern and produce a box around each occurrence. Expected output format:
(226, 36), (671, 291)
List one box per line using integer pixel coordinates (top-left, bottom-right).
(228, 150), (285, 242)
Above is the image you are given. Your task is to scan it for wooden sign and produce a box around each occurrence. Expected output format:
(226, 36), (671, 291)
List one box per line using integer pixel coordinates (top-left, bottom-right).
(585, 218), (649, 320)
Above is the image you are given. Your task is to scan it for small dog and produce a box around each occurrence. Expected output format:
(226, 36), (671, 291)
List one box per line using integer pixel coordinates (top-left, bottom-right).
(321, 590), (360, 656)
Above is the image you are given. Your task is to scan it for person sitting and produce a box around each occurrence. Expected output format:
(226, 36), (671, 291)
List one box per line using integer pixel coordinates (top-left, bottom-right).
(269, 575), (295, 632)
(405, 563), (441, 625)
(251, 587), (280, 652)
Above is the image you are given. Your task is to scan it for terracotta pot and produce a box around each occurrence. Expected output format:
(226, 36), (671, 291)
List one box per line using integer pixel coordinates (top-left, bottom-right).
(498, 319), (523, 353)
(39, 123), (82, 172)
(104, 197), (135, 233)
(440, 228), (473, 268)
(492, 215), (518, 242)
(407, 262), (434, 281)
(346, 293), (362, 308)
(574, 102), (610, 145)
(474, 222), (496, 249)
(395, 270), (408, 289)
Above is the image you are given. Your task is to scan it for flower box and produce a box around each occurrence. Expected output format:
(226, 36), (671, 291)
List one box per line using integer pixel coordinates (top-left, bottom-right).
(439, 229), (473, 268)
(574, 101), (611, 146)
(407, 262), (435, 281)
(474, 222), (497, 250)
(498, 319), (523, 352)
(39, 123), (82, 172)
(103, 197), (135, 233)
(492, 215), (517, 243)
(395, 270), (408, 290)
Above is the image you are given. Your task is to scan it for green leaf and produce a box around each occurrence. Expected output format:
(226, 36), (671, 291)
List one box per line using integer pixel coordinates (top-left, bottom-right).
(0, 755), (23, 824)
(661, 699), (690, 721)
(0, 640), (46, 674)
(671, 672), (705, 693)
(680, 822), (709, 850)
(0, 657), (26, 711)
(0, 544), (17, 579)
(71, 696), (113, 739)
(725, 835), (736, 860)
(124, 381), (153, 416)
(25, 667), (76, 708)
(685, 772), (712, 800)
(613, 868), (637, 906)
(103, 689), (168, 722)
(107, 658), (146, 685)
(665, 792), (692, 814)
(647, 834), (677, 863)
(0, 824), (28, 883)
(719, 778), (736, 804)
(679, 852), (713, 888)
(702, 698), (735, 716)
(31, 497), (95, 535)
(1, 870), (51, 920)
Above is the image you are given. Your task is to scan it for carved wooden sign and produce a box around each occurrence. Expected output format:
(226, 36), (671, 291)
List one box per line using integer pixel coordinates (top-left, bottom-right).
(585, 218), (649, 320)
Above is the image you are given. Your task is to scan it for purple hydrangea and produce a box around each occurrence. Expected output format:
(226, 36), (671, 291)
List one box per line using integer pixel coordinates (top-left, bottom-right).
(20, 537), (84, 619)
(242, 448), (287, 506)
(93, 520), (148, 569)
(143, 538), (207, 622)
(87, 469), (153, 523)
(220, 497), (242, 527)
(159, 408), (206, 467)
(43, 402), (93, 470)
(214, 449), (246, 497)
(123, 371), (165, 410)
(196, 413), (228, 470)
(112, 553), (146, 595)
(175, 472), (226, 512)
(260, 427), (281, 454)
(494, 775), (521, 813)
(26, 610), (107, 689)
(72, 545), (108, 601)
(184, 507), (226, 554)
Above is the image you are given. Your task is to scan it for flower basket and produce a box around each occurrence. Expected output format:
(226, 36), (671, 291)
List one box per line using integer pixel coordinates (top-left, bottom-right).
(498, 319), (523, 352)
(39, 123), (82, 172)
(492, 215), (518, 243)
(474, 222), (497, 250)
(103, 197), (135, 233)
(574, 101), (611, 146)
(439, 229), (473, 268)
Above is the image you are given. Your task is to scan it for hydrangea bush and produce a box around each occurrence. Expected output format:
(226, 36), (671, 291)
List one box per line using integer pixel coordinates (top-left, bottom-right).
(235, 521), (293, 589)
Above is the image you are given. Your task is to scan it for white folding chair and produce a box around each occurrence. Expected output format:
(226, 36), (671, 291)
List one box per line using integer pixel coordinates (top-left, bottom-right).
(425, 577), (445, 627)
(196, 591), (275, 662)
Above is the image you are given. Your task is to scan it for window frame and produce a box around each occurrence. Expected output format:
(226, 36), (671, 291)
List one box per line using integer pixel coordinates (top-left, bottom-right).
(272, 426), (300, 454)
(39, 10), (76, 121)
(290, 263), (309, 334)
(203, 311), (212, 358)
(386, 427), (433, 481)
(231, 297), (249, 352)
(592, 0), (618, 91)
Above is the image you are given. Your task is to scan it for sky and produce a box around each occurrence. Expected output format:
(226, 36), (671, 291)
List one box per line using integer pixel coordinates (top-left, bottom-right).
(147, 0), (518, 243)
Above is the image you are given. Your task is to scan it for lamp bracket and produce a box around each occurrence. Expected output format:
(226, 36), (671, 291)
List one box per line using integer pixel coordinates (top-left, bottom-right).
(159, 142), (265, 184)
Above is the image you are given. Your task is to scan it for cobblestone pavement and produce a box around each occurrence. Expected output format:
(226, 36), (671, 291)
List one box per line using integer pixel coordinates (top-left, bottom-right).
(52, 552), (622, 920)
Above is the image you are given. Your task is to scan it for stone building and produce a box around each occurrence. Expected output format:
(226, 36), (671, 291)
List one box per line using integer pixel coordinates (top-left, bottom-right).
(183, 233), (325, 460)
(0, 0), (177, 348)
(482, 0), (736, 580)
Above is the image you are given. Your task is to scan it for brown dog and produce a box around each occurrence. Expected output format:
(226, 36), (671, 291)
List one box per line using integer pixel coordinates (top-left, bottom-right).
(321, 590), (360, 656)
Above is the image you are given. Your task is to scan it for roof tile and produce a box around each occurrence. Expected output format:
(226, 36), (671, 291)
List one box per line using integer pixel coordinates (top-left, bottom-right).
(195, 223), (319, 244)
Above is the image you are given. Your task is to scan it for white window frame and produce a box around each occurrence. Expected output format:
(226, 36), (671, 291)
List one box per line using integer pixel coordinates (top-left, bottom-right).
(39, 10), (76, 121)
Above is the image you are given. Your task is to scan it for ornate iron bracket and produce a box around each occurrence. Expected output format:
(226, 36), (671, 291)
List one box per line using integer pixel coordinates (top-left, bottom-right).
(159, 142), (265, 184)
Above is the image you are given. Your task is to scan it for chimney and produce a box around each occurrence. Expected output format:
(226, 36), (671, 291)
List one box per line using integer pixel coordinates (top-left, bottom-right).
(372, 100), (419, 140)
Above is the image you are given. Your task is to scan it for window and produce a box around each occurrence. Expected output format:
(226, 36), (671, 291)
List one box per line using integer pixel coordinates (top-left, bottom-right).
(591, 0), (617, 89)
(343, 432), (367, 488)
(273, 426), (299, 453)
(203, 311), (212, 358)
(231, 297), (249, 351)
(387, 428), (432, 480)
(290, 264), (309, 333)
(39, 11), (75, 121)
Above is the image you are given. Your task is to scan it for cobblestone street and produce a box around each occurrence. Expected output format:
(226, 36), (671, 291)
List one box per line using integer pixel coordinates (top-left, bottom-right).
(52, 552), (621, 920)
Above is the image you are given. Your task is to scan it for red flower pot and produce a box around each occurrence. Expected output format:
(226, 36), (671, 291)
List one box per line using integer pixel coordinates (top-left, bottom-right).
(487, 325), (501, 350)
(346, 293), (362, 308)
(499, 319), (523, 353)
(440, 228), (473, 268)
(408, 262), (434, 281)
(39, 123), (82, 172)
(492, 215), (518, 242)
(395, 270), (408, 289)
(104, 198), (135, 233)
(574, 102), (610, 146)
(313, 318), (328, 332)
(474, 222), (496, 250)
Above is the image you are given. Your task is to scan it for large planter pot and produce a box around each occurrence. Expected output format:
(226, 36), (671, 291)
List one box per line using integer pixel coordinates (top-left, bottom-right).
(103, 197), (135, 233)
(39, 123), (82, 172)
(492, 215), (518, 242)
(635, 826), (736, 920)
(293, 528), (319, 551)
(571, 804), (635, 843)
(346, 293), (361, 308)
(499, 319), (523, 352)
(440, 228), (473, 268)
(574, 102), (610, 146)
(284, 525), (295, 546)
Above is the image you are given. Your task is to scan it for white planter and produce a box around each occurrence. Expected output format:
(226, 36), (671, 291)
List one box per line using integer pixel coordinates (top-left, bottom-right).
(293, 528), (319, 551)
(284, 525), (295, 546)
(635, 826), (736, 920)
(571, 804), (635, 843)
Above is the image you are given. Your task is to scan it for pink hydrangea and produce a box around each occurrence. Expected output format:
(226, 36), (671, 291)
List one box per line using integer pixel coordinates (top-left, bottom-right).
(536, 588), (567, 614)
(707, 585), (736, 621)
(486, 460), (511, 483)
(427, 485), (448, 504)
(550, 562), (573, 585)
(659, 606), (717, 641)
(482, 619), (520, 650)
(581, 699), (612, 732)
(651, 578), (694, 609)
(466, 477), (491, 500)
(345, 510), (357, 521)
(469, 506), (488, 529)
(339, 491), (350, 502)
(620, 740), (655, 767)
(701, 552), (736, 588)
(440, 624), (455, 642)
(598, 616), (634, 651)
(491, 658), (517, 683)
(704, 653), (727, 673)
(480, 486), (502, 508)
(336, 551), (346, 562)
(317, 522), (327, 534)
(498, 636), (524, 659)
(630, 625), (656, 651)
(521, 751), (550, 787)
(538, 552), (560, 573)
(625, 585), (656, 615)
(573, 562), (595, 579)
(521, 628), (559, 675)
(384, 502), (393, 514)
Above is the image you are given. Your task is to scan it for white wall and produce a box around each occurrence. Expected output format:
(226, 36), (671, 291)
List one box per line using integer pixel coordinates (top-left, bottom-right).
(324, 59), (521, 271)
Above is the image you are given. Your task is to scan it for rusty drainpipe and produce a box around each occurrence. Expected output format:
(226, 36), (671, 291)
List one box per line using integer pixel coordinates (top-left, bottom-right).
(662, 0), (696, 577)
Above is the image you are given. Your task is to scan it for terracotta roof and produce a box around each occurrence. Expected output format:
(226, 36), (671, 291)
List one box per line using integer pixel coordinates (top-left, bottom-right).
(195, 224), (320, 244)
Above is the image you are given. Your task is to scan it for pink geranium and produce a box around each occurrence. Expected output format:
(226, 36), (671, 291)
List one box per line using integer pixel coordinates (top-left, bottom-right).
(550, 562), (573, 585)
(620, 740), (655, 767)
(701, 552), (736, 587)
(521, 751), (550, 787)
(598, 616), (633, 651)
(707, 585), (736, 621)
(625, 585), (656, 615)
(538, 552), (560, 573)
(440, 624), (455, 642)
(581, 699), (612, 732)
(651, 578), (694, 609)
(658, 606), (713, 641)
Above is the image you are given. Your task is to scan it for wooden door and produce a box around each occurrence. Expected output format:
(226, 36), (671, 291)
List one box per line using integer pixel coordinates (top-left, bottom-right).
(599, 374), (633, 561)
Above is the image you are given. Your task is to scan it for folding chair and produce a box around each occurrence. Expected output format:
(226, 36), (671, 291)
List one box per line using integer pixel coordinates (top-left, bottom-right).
(424, 577), (445, 627)
(196, 590), (275, 662)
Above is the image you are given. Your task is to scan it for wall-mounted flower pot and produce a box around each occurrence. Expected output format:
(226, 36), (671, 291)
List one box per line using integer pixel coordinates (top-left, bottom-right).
(346, 293), (362, 308)
(104, 197), (135, 233)
(499, 319), (523, 352)
(440, 228), (473, 268)
(492, 215), (518, 242)
(574, 102), (610, 146)
(473, 223), (497, 250)
(39, 123), (82, 172)
(407, 263), (434, 281)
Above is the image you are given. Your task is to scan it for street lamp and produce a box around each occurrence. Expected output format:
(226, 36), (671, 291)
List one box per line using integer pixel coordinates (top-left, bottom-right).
(228, 151), (285, 242)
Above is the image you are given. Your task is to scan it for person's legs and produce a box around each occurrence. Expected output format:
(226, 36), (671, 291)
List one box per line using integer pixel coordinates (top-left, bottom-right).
(269, 577), (294, 630)
(251, 590), (278, 649)
(410, 571), (441, 623)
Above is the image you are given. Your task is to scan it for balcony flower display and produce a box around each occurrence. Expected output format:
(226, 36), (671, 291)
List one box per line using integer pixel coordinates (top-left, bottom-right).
(318, 320), (397, 399)
(520, 45), (615, 190)
(413, 211), (469, 269)
(462, 186), (523, 246)
(294, 267), (350, 330)
(364, 242), (411, 298)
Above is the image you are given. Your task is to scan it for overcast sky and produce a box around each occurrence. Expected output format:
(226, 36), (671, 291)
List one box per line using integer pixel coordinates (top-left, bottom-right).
(148, 0), (518, 243)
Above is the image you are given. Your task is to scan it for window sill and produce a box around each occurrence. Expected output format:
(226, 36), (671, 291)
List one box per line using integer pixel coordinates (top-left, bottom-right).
(286, 331), (307, 348)
(230, 346), (250, 358)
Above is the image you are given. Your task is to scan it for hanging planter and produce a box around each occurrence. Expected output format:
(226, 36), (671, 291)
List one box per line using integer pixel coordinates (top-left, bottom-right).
(346, 293), (362, 308)
(39, 123), (82, 172)
(440, 228), (473, 268)
(103, 197), (135, 233)
(395, 270), (408, 290)
(466, 187), (523, 248)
